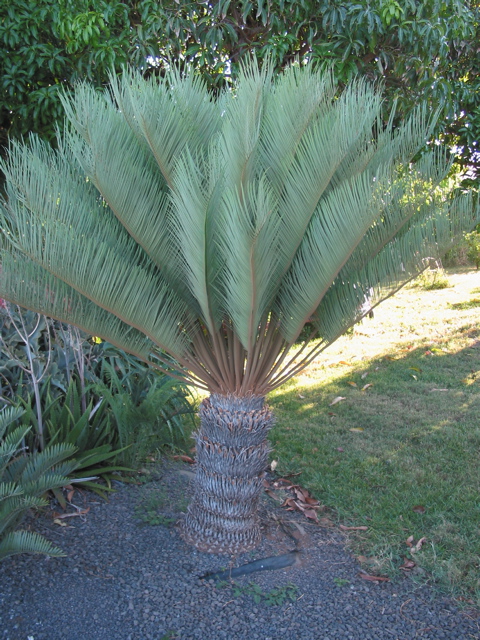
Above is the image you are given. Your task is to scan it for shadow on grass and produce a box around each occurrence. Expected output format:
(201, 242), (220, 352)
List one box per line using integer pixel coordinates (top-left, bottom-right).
(268, 326), (480, 604)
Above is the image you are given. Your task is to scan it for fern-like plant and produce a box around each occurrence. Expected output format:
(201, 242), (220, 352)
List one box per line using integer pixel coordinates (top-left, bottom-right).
(0, 406), (77, 560)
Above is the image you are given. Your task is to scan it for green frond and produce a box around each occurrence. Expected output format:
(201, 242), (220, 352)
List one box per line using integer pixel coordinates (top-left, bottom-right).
(170, 147), (225, 334)
(0, 249), (164, 366)
(0, 530), (65, 560)
(107, 66), (220, 187)
(276, 169), (386, 342)
(14, 443), (77, 486)
(0, 425), (30, 476)
(19, 472), (74, 497)
(311, 192), (476, 347)
(0, 138), (193, 359)
(218, 58), (273, 191)
(216, 177), (282, 349)
(0, 407), (26, 441)
(0, 495), (47, 537)
(0, 482), (23, 501)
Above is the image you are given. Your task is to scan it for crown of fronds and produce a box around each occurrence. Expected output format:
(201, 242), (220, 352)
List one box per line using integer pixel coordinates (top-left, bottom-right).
(0, 61), (478, 394)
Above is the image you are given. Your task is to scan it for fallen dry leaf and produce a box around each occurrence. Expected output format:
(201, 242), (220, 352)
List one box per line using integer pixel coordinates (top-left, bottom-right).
(361, 372), (369, 379)
(349, 428), (364, 432)
(318, 517), (335, 527)
(411, 537), (427, 553)
(303, 508), (320, 523)
(406, 535), (415, 548)
(298, 394), (306, 399)
(172, 454), (195, 464)
(359, 572), (390, 582)
(347, 381), (358, 387)
(412, 505), (426, 514)
(361, 383), (373, 391)
(336, 447), (344, 452)
(330, 396), (346, 406)
(339, 525), (368, 531)
(53, 519), (68, 527)
(53, 507), (90, 520)
(270, 459), (278, 471)
(400, 558), (416, 570)
(67, 489), (75, 503)
(281, 497), (298, 510)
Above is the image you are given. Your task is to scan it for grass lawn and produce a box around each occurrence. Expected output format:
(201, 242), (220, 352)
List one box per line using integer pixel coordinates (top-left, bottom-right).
(268, 267), (480, 605)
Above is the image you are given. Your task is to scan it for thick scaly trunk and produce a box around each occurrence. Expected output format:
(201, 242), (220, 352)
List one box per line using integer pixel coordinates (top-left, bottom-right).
(180, 394), (273, 554)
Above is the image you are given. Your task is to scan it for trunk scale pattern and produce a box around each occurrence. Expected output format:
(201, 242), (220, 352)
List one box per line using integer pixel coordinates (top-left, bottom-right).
(181, 394), (273, 554)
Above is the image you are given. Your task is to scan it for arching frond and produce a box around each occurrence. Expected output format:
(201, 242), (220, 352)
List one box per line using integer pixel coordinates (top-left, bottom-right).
(0, 530), (65, 559)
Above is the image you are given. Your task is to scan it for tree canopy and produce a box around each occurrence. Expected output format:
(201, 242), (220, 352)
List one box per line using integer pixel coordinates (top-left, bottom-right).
(1, 0), (479, 181)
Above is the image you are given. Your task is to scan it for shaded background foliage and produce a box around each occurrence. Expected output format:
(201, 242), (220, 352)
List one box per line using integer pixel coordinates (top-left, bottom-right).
(0, 0), (479, 183)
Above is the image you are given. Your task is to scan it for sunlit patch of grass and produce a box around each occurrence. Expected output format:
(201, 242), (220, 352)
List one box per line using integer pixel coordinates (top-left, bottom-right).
(268, 268), (480, 606)
(450, 298), (480, 310)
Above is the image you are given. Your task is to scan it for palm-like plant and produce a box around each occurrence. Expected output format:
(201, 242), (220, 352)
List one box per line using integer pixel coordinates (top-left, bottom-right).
(0, 62), (478, 554)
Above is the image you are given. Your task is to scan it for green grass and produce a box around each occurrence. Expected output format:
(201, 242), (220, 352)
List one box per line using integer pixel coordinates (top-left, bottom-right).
(268, 268), (480, 605)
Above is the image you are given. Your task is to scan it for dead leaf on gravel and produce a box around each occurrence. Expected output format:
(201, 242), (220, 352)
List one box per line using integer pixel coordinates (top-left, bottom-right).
(53, 519), (68, 527)
(339, 525), (368, 531)
(359, 572), (390, 582)
(318, 517), (334, 527)
(279, 483), (323, 523)
(53, 507), (90, 519)
(303, 508), (320, 523)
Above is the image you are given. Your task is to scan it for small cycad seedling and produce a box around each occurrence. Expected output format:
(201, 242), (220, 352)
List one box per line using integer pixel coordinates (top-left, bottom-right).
(227, 581), (298, 606)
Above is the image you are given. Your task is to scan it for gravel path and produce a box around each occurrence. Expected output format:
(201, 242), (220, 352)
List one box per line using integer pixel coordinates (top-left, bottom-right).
(1, 462), (478, 640)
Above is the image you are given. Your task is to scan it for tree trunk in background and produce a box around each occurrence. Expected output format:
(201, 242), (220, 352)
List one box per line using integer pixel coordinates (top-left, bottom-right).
(181, 394), (273, 554)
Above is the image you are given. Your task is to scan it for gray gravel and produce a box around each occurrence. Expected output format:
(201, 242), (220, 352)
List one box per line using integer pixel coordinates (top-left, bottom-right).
(1, 463), (479, 640)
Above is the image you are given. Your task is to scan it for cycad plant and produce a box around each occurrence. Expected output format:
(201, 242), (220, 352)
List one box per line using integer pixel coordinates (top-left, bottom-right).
(0, 406), (76, 560)
(0, 62), (478, 554)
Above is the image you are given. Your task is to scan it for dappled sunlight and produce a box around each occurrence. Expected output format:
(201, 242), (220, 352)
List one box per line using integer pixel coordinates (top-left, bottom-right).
(272, 268), (480, 392)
